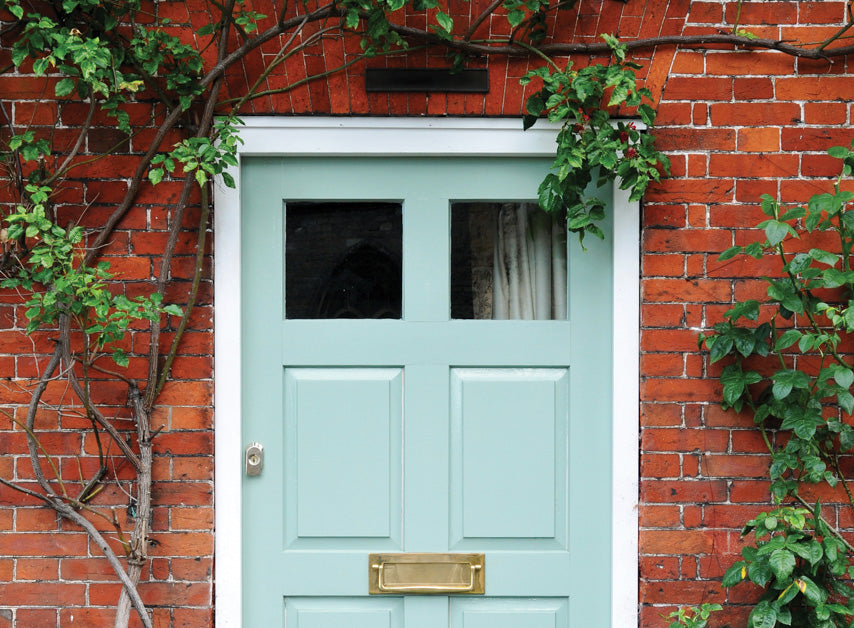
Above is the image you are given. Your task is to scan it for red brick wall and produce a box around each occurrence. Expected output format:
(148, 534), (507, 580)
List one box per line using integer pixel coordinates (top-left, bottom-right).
(2, 0), (853, 626)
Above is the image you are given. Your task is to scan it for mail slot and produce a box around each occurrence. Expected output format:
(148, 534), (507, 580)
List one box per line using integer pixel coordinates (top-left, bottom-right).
(369, 553), (485, 595)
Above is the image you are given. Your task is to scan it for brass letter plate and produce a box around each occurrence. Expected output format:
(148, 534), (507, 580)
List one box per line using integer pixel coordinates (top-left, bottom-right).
(369, 553), (484, 595)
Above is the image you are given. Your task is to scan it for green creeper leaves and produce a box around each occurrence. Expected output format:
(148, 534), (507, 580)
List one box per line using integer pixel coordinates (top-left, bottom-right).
(723, 507), (854, 627)
(521, 35), (669, 244)
(706, 142), (854, 627)
(149, 116), (243, 189)
(1, 182), (182, 366)
(667, 603), (722, 628)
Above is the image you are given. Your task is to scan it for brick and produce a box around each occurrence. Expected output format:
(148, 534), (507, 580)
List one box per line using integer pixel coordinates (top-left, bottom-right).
(654, 128), (735, 151)
(781, 126), (854, 152)
(0, 583), (85, 605)
(646, 179), (735, 203)
(706, 52), (794, 75)
(700, 454), (769, 478)
(640, 505), (682, 528)
(644, 278), (731, 302)
(643, 253), (685, 277)
(799, 2), (847, 24)
(777, 76), (854, 100)
(640, 529), (717, 554)
(734, 77), (773, 100)
(644, 229), (732, 253)
(737, 127), (780, 152)
(687, 2), (723, 23)
(642, 403), (683, 426)
(670, 52), (705, 74)
(16, 558), (58, 581)
(708, 153), (800, 178)
(642, 479), (729, 503)
(662, 77), (733, 101)
(641, 378), (721, 403)
(171, 557), (213, 581)
(641, 453), (682, 477)
(710, 102), (802, 126)
(642, 428), (730, 452)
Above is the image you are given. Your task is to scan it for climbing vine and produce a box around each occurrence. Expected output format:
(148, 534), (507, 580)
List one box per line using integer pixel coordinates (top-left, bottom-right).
(698, 143), (854, 627)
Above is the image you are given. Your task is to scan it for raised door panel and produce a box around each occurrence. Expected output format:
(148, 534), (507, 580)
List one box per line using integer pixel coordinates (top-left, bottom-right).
(284, 368), (403, 549)
(449, 368), (568, 550)
(286, 597), (404, 628)
(450, 598), (568, 627)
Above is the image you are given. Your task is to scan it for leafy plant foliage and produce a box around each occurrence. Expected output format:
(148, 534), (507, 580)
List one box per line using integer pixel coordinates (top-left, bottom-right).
(524, 34), (668, 244)
(699, 143), (854, 627)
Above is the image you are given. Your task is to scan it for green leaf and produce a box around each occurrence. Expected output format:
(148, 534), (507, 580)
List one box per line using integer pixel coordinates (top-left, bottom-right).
(822, 268), (847, 288)
(780, 206), (806, 222)
(838, 390), (854, 415)
(55, 77), (75, 97)
(769, 548), (796, 580)
(112, 348), (129, 368)
(829, 145), (850, 159)
(810, 248), (838, 266)
(835, 366), (854, 390)
(798, 576), (825, 605)
(435, 11), (453, 32)
(772, 369), (809, 400)
(726, 300), (760, 321)
(775, 329), (802, 351)
(765, 220), (791, 246)
(507, 8), (526, 26)
(748, 600), (777, 628)
(722, 562), (747, 587)
(538, 174), (562, 214)
(526, 92), (546, 117)
(777, 581), (799, 606)
(785, 253), (811, 274)
(719, 245), (744, 261)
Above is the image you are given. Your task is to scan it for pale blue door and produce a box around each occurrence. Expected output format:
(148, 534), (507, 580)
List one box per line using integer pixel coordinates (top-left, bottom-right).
(241, 156), (614, 626)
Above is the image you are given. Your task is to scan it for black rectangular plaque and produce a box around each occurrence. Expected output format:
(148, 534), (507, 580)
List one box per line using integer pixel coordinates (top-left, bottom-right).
(365, 68), (489, 93)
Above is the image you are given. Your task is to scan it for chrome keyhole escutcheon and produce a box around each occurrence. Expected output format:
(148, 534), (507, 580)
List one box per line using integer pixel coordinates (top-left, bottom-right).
(245, 442), (264, 477)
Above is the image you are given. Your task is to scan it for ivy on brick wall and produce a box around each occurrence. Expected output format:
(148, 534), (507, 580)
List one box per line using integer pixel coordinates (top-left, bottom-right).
(698, 143), (854, 628)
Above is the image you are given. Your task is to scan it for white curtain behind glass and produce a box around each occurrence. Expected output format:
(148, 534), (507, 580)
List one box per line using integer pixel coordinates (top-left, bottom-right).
(492, 203), (567, 320)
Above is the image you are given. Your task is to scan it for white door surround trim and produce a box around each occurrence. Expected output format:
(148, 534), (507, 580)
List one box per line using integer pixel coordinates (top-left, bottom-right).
(213, 117), (640, 627)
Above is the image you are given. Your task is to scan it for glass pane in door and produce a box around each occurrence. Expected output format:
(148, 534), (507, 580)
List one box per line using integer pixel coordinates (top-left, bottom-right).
(450, 202), (567, 320)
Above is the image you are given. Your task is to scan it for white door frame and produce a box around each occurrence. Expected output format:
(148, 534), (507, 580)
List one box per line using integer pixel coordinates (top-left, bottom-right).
(213, 117), (640, 627)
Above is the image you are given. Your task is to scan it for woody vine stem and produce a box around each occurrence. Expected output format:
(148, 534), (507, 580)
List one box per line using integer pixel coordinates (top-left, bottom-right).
(0, 0), (852, 626)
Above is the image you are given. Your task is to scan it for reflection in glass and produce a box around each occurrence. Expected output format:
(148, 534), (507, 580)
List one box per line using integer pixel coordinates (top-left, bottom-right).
(451, 202), (567, 320)
(285, 202), (402, 319)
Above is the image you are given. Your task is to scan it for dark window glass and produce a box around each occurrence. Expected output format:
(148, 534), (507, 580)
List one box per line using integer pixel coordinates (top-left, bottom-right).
(285, 202), (402, 319)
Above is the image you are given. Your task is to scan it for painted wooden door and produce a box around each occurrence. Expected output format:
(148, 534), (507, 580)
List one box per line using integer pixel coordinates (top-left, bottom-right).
(241, 156), (614, 626)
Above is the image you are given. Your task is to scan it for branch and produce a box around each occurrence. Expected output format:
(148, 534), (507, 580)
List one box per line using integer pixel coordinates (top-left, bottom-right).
(153, 184), (210, 400)
(384, 27), (854, 60)
(463, 0), (502, 41)
(81, 102), (188, 268)
(43, 97), (96, 187)
(143, 1), (233, 409)
(58, 318), (142, 471)
(24, 341), (63, 495)
(200, 4), (339, 88)
(53, 498), (152, 628)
